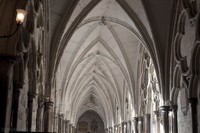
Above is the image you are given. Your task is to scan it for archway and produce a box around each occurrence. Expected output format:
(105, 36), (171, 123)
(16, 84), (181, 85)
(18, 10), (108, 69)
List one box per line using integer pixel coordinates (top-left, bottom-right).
(77, 110), (104, 133)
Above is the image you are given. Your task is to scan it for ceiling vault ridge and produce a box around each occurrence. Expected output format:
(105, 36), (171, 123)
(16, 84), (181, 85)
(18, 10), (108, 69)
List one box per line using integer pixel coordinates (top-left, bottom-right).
(60, 36), (132, 99)
(59, 22), (99, 93)
(69, 70), (116, 107)
(106, 22), (135, 98)
(78, 16), (145, 44)
(69, 78), (115, 123)
(53, 0), (160, 126)
(48, 0), (101, 85)
(56, 0), (100, 66)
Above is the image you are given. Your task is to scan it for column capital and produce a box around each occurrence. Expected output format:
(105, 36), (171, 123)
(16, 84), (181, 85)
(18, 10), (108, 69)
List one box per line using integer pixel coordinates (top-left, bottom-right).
(159, 105), (170, 113)
(58, 113), (64, 119)
(133, 117), (139, 121)
(44, 101), (53, 110)
(122, 121), (127, 125)
(28, 92), (38, 99)
(138, 116), (143, 121)
(153, 110), (159, 116)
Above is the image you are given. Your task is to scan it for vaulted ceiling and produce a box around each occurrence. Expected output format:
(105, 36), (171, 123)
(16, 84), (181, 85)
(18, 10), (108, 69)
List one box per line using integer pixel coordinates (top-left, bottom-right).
(48, 0), (174, 127)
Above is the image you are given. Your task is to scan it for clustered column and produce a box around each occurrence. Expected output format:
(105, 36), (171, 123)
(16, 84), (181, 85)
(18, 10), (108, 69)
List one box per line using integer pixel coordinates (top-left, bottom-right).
(159, 106), (170, 133)
(171, 105), (178, 133)
(138, 117), (143, 133)
(144, 114), (151, 133)
(58, 114), (64, 133)
(153, 111), (160, 133)
(43, 100), (53, 132)
(133, 117), (138, 133)
(127, 121), (131, 133)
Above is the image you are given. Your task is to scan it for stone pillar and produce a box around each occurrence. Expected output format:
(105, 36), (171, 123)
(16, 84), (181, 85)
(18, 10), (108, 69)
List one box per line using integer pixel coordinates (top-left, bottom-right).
(133, 117), (138, 133)
(118, 124), (121, 133)
(159, 106), (170, 133)
(144, 114), (150, 133)
(124, 122), (127, 133)
(72, 126), (75, 133)
(138, 117), (143, 133)
(27, 93), (37, 131)
(153, 111), (160, 133)
(171, 105), (178, 133)
(105, 128), (108, 133)
(63, 120), (67, 133)
(69, 124), (72, 133)
(188, 98), (198, 133)
(121, 122), (125, 133)
(128, 121), (131, 133)
(43, 100), (54, 132)
(58, 114), (64, 133)
(0, 56), (18, 133)
(108, 127), (110, 133)
(65, 120), (69, 133)
(36, 101), (44, 132)
(53, 114), (58, 133)
(114, 125), (116, 133)
(11, 82), (23, 130)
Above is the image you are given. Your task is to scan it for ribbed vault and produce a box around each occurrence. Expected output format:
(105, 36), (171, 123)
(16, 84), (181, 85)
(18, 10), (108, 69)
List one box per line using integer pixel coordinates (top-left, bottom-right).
(52, 0), (157, 128)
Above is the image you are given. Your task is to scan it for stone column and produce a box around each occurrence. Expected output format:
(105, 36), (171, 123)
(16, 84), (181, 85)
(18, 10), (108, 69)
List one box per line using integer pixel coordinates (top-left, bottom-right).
(114, 125), (116, 133)
(171, 105), (178, 133)
(133, 117), (138, 133)
(108, 127), (112, 133)
(138, 117), (143, 133)
(159, 106), (170, 133)
(27, 93), (37, 131)
(58, 114), (64, 133)
(118, 124), (121, 133)
(36, 101), (44, 132)
(188, 98), (198, 133)
(72, 126), (75, 133)
(144, 114), (150, 133)
(128, 121), (131, 133)
(0, 56), (18, 133)
(153, 111), (160, 133)
(65, 120), (69, 133)
(11, 82), (23, 130)
(43, 100), (54, 132)
(63, 120), (67, 133)
(124, 122), (127, 133)
(53, 114), (58, 133)
(121, 122), (125, 133)
(105, 128), (108, 133)
(69, 124), (72, 133)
